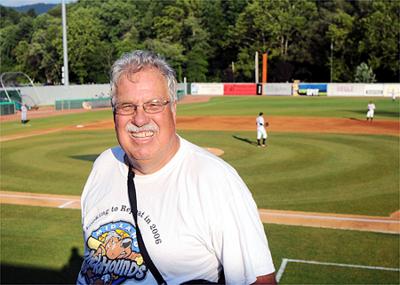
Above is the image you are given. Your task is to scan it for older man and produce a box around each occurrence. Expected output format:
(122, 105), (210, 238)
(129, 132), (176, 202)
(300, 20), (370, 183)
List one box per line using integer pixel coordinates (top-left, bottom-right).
(78, 50), (276, 285)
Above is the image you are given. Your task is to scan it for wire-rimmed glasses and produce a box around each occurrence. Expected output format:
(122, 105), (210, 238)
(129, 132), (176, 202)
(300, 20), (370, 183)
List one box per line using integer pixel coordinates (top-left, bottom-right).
(113, 98), (170, 115)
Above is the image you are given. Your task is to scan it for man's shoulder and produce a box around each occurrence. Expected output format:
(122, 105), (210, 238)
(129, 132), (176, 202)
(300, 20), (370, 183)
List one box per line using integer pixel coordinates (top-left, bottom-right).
(93, 146), (124, 168)
(181, 138), (237, 177)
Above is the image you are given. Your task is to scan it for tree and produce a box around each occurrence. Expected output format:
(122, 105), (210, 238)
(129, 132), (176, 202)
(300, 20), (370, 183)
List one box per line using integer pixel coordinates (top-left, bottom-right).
(326, 9), (354, 82)
(354, 62), (376, 83)
(184, 15), (210, 82)
(2, 0), (398, 83)
(197, 0), (246, 81)
(232, 0), (319, 82)
(353, 0), (399, 82)
(67, 7), (109, 83)
(0, 8), (35, 74)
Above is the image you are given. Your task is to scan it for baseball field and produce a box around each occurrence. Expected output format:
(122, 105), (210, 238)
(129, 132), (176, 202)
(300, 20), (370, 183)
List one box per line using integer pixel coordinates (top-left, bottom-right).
(1, 95), (399, 284)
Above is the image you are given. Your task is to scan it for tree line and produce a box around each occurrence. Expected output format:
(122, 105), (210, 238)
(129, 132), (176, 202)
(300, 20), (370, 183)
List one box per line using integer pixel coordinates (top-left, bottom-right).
(1, 0), (399, 85)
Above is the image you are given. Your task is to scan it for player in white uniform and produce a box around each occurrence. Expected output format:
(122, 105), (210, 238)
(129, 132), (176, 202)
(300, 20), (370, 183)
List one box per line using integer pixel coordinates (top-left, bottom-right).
(256, 112), (268, 147)
(20, 104), (28, 124)
(366, 101), (376, 122)
(77, 50), (276, 285)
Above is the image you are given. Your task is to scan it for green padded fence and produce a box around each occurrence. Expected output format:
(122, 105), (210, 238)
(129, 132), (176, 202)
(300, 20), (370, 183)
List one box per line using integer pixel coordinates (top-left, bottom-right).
(55, 98), (111, 110)
(0, 90), (21, 102)
(177, 89), (185, 101)
(55, 89), (187, 110)
(0, 102), (16, 115)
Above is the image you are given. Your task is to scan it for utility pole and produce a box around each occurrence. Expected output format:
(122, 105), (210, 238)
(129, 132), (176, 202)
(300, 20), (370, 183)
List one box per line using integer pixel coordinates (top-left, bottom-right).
(62, 0), (69, 86)
(330, 40), (333, 83)
(262, 52), (268, 83)
(255, 51), (259, 83)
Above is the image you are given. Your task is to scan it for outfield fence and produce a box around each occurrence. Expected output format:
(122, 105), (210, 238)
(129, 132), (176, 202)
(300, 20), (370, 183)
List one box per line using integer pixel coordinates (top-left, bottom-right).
(6, 82), (399, 107)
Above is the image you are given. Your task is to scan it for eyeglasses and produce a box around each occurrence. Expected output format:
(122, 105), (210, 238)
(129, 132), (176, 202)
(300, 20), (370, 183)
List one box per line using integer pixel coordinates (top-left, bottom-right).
(113, 98), (170, 115)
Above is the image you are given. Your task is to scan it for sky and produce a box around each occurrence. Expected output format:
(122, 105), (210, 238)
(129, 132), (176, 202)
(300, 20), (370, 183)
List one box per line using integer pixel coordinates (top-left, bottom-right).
(0, 0), (76, 7)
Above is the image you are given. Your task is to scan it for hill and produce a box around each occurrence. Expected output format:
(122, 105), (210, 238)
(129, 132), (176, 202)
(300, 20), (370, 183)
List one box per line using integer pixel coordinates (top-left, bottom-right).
(9, 3), (57, 15)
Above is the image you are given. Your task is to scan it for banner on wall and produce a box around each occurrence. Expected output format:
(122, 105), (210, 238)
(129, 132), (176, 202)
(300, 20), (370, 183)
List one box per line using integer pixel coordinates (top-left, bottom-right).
(327, 84), (365, 96)
(383, 84), (400, 98)
(190, 83), (223, 95)
(224, 83), (257, 95)
(298, 83), (327, 96)
(364, 84), (384, 96)
(264, 83), (292, 96)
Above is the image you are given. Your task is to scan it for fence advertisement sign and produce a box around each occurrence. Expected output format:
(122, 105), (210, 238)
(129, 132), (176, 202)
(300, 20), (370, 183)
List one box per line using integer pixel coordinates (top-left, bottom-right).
(223, 83), (257, 95)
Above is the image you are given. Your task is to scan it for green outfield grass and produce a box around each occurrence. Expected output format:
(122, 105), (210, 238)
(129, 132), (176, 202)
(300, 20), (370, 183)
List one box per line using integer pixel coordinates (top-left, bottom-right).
(1, 205), (398, 284)
(1, 129), (398, 216)
(1, 96), (399, 284)
(178, 96), (400, 119)
(180, 130), (399, 216)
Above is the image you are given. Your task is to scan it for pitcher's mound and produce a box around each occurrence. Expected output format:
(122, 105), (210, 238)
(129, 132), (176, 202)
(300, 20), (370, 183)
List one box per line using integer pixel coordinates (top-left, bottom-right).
(205, 147), (224, 156)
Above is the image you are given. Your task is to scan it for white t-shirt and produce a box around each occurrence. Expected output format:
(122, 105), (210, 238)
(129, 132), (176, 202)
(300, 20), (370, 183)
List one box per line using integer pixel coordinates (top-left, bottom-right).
(77, 137), (275, 285)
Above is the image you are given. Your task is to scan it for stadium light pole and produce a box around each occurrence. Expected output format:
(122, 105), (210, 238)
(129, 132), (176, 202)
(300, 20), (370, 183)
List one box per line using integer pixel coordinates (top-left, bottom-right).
(62, 0), (69, 86)
(330, 40), (333, 83)
(255, 51), (259, 83)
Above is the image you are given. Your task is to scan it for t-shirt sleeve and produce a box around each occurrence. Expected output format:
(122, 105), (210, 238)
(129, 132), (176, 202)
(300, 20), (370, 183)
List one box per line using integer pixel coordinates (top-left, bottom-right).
(209, 168), (275, 284)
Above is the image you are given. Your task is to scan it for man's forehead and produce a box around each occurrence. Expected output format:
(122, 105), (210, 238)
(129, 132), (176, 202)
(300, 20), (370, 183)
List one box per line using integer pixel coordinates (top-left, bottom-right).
(116, 69), (169, 102)
(121, 67), (165, 84)
(116, 70), (166, 90)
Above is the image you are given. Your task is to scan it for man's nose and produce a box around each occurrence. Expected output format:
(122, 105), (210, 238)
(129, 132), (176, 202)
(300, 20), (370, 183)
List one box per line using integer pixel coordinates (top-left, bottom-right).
(131, 106), (149, 126)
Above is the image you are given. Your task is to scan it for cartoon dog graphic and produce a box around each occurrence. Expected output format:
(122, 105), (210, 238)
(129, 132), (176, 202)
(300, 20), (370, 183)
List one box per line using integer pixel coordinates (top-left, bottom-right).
(88, 230), (143, 264)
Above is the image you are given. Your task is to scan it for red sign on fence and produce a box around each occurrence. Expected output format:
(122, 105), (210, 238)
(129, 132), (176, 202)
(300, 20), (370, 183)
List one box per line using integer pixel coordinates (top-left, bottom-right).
(224, 83), (257, 95)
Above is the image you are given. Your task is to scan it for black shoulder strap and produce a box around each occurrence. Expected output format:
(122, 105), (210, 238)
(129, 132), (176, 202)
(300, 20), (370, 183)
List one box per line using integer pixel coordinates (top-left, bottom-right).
(127, 165), (167, 285)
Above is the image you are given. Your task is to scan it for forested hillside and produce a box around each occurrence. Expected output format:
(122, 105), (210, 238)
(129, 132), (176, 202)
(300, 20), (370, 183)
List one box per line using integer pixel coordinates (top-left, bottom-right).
(1, 0), (398, 84)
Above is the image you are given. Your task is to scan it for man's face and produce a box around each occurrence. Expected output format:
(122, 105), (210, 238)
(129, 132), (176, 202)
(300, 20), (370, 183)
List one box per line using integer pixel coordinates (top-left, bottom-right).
(113, 68), (178, 173)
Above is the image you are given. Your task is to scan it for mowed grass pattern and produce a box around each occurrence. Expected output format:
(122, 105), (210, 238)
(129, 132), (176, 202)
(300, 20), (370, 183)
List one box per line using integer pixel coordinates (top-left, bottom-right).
(179, 130), (399, 216)
(1, 130), (117, 195)
(1, 96), (399, 284)
(1, 128), (397, 216)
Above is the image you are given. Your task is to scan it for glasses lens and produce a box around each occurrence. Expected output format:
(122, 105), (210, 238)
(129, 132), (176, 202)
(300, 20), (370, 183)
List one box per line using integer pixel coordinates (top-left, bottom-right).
(144, 101), (164, 113)
(116, 103), (135, 115)
(114, 99), (169, 115)
(144, 100), (169, 113)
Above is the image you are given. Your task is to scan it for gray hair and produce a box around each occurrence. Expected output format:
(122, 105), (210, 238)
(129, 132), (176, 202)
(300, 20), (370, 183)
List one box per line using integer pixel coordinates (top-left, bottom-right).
(110, 50), (177, 105)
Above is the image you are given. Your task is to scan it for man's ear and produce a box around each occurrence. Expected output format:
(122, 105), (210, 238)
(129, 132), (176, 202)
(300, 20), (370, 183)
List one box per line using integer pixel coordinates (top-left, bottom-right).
(113, 110), (116, 123)
(171, 101), (177, 121)
(111, 97), (117, 123)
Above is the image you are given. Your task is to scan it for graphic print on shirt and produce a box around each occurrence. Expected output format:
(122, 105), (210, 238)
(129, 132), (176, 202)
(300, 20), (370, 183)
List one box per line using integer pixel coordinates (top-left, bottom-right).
(81, 221), (148, 285)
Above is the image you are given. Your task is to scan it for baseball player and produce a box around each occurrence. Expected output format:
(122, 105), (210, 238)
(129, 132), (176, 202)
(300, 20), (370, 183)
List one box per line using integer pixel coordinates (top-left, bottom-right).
(366, 101), (376, 122)
(256, 112), (268, 147)
(20, 104), (28, 124)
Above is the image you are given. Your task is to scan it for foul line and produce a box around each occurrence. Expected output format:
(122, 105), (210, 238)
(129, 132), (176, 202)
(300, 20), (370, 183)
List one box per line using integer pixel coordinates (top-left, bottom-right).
(276, 258), (400, 282)
(0, 193), (79, 202)
(58, 200), (77, 208)
(260, 210), (399, 224)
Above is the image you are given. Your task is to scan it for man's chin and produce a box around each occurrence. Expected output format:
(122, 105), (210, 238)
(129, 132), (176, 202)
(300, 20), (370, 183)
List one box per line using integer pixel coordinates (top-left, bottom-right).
(126, 148), (155, 162)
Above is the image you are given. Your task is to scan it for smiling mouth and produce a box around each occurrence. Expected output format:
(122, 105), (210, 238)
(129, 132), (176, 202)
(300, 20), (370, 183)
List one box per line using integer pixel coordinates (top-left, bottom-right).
(129, 131), (155, 138)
